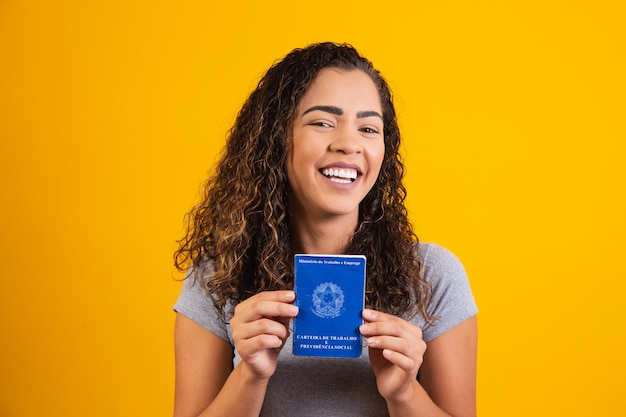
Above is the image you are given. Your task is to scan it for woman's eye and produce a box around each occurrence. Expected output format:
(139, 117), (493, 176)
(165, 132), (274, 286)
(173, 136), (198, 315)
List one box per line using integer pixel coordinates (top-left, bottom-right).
(310, 121), (332, 128)
(361, 127), (380, 134)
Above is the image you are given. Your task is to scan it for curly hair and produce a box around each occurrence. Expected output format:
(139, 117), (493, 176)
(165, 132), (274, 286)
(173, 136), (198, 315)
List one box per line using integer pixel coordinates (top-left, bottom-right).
(174, 42), (434, 323)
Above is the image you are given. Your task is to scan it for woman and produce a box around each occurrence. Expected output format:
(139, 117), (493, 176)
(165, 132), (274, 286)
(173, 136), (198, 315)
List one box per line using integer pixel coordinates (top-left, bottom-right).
(173, 42), (478, 417)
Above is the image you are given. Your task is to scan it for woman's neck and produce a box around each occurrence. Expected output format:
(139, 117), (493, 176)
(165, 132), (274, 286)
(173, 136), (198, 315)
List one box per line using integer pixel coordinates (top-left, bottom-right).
(290, 214), (357, 255)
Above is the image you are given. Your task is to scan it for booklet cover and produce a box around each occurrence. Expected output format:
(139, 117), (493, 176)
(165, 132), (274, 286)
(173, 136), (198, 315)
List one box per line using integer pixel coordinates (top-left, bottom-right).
(293, 254), (366, 358)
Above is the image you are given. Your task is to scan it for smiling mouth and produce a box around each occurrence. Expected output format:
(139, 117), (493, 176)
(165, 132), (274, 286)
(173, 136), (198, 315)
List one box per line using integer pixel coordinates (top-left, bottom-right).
(321, 168), (359, 183)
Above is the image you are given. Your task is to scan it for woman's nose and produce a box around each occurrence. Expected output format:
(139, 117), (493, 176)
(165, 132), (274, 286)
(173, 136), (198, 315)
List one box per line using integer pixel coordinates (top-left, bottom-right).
(328, 127), (362, 154)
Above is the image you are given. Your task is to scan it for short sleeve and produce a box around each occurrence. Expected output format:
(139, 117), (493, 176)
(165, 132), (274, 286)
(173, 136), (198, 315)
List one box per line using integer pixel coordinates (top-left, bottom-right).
(418, 243), (478, 342)
(173, 268), (230, 342)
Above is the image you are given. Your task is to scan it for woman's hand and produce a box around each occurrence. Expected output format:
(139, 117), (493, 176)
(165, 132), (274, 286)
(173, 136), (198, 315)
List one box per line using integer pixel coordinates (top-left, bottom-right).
(360, 309), (427, 402)
(230, 290), (299, 381)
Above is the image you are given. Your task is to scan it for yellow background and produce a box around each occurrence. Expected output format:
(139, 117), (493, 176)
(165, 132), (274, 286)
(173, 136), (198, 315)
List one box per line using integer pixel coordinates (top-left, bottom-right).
(1, 1), (624, 415)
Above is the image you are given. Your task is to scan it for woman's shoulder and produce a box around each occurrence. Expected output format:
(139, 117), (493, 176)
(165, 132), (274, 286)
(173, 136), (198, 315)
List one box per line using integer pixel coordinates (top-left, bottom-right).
(416, 242), (466, 277)
(415, 242), (478, 342)
(173, 264), (232, 343)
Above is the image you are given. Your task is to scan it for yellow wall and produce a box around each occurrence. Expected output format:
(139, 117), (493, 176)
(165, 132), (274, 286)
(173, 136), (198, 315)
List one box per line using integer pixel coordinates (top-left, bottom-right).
(1, 1), (624, 415)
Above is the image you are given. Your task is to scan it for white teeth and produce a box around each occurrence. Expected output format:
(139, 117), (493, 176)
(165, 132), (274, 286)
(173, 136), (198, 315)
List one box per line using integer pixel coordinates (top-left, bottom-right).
(322, 168), (358, 180)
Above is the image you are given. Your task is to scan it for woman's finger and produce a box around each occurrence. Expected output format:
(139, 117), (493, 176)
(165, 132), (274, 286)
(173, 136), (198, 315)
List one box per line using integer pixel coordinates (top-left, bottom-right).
(233, 291), (298, 323)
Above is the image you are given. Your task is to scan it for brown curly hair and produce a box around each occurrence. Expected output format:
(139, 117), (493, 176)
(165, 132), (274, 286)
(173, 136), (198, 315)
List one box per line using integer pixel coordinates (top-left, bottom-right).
(174, 42), (433, 322)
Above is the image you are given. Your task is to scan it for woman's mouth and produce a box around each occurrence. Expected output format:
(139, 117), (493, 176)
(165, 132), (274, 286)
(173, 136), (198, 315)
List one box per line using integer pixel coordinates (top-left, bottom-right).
(321, 167), (358, 184)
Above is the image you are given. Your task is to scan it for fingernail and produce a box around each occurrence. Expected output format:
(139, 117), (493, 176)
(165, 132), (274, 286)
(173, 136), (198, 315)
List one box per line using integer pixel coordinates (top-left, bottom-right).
(284, 291), (295, 300)
(362, 309), (374, 319)
(360, 324), (369, 333)
(288, 305), (299, 315)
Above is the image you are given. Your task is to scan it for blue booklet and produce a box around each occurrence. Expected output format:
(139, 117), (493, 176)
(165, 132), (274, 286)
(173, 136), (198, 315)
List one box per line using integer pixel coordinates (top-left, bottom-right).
(293, 254), (366, 358)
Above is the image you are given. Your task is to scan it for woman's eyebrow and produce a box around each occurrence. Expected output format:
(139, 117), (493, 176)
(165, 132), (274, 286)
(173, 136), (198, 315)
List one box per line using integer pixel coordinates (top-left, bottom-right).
(302, 105), (343, 116)
(356, 110), (383, 120)
(302, 106), (383, 120)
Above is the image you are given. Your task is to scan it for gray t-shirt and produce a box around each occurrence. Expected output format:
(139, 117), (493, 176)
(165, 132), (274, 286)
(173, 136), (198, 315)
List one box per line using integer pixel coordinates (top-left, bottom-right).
(174, 243), (478, 417)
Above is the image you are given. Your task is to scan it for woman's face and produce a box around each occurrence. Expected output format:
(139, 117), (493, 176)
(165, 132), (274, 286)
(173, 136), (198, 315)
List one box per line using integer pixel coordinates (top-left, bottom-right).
(286, 68), (385, 223)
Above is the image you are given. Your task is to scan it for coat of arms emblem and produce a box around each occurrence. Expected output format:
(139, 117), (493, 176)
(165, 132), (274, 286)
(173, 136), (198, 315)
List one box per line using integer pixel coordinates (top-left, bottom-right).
(311, 282), (345, 318)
